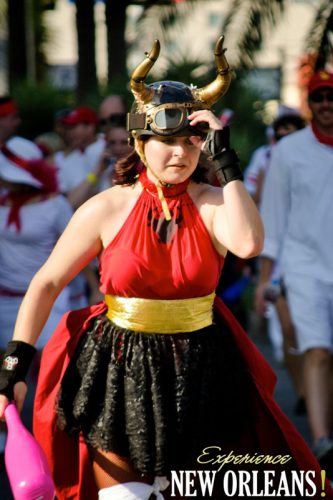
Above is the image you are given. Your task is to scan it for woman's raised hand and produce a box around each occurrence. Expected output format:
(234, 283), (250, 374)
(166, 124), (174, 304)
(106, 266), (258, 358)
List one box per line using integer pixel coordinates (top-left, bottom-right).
(188, 109), (223, 131)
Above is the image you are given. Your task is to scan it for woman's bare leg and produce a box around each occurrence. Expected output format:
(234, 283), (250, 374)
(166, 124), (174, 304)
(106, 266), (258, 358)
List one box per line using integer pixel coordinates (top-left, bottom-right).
(276, 296), (304, 399)
(90, 448), (174, 499)
(90, 448), (151, 489)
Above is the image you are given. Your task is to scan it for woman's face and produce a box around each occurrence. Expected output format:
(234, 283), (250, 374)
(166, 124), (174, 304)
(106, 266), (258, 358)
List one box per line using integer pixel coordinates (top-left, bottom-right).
(143, 135), (202, 184)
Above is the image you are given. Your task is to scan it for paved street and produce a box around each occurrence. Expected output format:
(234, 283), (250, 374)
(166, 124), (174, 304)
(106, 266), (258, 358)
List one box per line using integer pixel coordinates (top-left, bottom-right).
(0, 326), (312, 499)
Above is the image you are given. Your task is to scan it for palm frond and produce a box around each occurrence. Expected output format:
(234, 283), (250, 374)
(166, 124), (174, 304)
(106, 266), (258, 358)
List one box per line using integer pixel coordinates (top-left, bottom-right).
(306, 0), (332, 50)
(305, 0), (333, 69)
(222, 0), (286, 68)
(131, 0), (199, 49)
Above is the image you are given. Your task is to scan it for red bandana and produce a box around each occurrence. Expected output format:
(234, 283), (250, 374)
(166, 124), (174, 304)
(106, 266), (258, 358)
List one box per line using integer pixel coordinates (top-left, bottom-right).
(311, 120), (333, 147)
(0, 145), (58, 231)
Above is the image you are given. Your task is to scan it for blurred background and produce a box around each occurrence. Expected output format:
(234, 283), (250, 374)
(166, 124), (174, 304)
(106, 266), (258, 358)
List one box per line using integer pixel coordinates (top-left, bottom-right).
(0, 0), (333, 165)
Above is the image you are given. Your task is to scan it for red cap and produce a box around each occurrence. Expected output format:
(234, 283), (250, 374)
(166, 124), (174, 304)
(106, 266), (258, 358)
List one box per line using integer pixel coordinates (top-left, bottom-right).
(62, 106), (98, 126)
(308, 70), (333, 94)
(0, 99), (19, 117)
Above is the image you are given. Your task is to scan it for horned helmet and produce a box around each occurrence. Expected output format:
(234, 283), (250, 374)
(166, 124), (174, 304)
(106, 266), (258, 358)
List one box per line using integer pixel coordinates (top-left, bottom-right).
(127, 36), (232, 140)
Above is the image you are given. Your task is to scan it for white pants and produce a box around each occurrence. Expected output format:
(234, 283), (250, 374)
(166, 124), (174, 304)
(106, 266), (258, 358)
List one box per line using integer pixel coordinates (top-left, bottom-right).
(284, 273), (333, 353)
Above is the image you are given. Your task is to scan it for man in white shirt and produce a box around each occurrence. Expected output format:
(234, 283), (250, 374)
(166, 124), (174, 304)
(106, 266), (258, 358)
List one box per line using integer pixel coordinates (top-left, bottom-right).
(54, 107), (106, 309)
(258, 70), (333, 469)
(55, 106), (106, 208)
(244, 106), (305, 204)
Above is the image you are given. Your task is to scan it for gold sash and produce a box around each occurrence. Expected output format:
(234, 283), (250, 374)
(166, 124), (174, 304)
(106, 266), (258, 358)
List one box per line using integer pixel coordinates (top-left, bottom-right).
(105, 292), (215, 333)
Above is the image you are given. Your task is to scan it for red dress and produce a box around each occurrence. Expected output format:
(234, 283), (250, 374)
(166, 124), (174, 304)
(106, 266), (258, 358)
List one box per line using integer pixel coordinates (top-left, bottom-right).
(34, 169), (332, 499)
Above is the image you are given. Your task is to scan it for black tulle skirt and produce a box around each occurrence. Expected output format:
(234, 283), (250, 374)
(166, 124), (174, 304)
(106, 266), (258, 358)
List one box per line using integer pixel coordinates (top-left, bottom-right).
(56, 314), (256, 477)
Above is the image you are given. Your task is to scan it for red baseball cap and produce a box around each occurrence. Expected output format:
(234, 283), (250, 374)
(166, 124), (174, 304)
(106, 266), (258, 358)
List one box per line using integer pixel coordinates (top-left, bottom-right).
(62, 106), (98, 126)
(0, 98), (19, 117)
(308, 70), (333, 95)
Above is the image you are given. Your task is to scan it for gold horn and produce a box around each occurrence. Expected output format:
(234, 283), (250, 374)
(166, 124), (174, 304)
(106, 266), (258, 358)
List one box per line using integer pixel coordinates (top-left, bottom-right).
(192, 36), (232, 106)
(130, 40), (161, 107)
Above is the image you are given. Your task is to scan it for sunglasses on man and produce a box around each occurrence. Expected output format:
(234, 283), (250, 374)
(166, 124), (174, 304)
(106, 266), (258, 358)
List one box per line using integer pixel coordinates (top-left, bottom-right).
(309, 90), (333, 103)
(107, 139), (128, 146)
(99, 113), (127, 128)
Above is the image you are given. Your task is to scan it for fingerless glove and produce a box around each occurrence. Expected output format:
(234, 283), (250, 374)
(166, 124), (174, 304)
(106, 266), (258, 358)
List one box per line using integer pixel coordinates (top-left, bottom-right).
(204, 127), (243, 185)
(0, 341), (36, 400)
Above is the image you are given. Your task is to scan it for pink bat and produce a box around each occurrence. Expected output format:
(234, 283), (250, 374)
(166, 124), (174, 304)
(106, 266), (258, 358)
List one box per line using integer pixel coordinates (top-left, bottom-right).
(4, 403), (55, 500)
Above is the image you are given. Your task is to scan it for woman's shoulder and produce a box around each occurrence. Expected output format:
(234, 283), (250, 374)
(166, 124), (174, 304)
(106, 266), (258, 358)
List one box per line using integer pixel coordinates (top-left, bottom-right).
(69, 183), (142, 246)
(189, 181), (223, 206)
(73, 183), (141, 222)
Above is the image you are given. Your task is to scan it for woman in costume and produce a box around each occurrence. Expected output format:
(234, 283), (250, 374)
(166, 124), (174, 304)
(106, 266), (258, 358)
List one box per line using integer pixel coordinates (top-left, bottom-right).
(0, 38), (331, 500)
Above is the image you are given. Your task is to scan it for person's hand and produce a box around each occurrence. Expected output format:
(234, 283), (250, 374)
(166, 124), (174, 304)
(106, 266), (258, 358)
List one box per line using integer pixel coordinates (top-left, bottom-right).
(12, 381), (28, 413)
(188, 109), (222, 132)
(0, 341), (36, 419)
(194, 117), (243, 185)
(255, 282), (270, 316)
(0, 382), (27, 419)
(95, 145), (115, 176)
(89, 288), (104, 306)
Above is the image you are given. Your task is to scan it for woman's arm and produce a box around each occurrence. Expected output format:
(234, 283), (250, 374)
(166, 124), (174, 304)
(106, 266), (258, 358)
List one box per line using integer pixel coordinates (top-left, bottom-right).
(189, 109), (264, 259)
(213, 180), (264, 259)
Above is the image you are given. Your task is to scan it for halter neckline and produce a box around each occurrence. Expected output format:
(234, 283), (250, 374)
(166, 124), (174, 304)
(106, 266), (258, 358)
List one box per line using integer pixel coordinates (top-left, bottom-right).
(139, 167), (190, 198)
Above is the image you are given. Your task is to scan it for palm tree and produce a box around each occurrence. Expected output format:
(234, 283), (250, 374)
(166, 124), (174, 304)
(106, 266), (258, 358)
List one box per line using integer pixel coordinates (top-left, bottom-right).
(130, 0), (199, 54)
(135, 0), (333, 70)
(6, 0), (332, 98)
(105, 0), (130, 85)
(103, 0), (199, 90)
(75, 0), (98, 100)
(130, 0), (286, 71)
(7, 0), (28, 88)
(306, 0), (333, 70)
(221, 0), (333, 71)
(220, 0), (286, 68)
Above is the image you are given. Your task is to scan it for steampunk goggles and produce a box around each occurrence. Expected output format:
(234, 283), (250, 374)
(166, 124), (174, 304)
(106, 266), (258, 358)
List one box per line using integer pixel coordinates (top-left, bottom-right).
(127, 103), (209, 137)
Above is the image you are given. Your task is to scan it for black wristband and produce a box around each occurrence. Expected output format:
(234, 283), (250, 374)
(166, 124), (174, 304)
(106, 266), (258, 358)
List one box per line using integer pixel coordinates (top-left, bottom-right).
(0, 341), (36, 400)
(204, 128), (243, 185)
(213, 148), (244, 185)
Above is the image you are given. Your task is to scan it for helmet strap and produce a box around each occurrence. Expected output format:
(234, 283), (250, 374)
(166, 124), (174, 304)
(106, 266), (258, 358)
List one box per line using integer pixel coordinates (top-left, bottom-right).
(134, 137), (172, 221)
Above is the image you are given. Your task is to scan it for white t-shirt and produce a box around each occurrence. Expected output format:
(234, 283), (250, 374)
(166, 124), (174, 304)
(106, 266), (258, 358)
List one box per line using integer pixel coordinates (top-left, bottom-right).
(0, 195), (73, 348)
(244, 144), (272, 196)
(54, 150), (90, 193)
(55, 137), (106, 194)
(260, 126), (333, 283)
(0, 195), (72, 290)
(84, 137), (105, 172)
